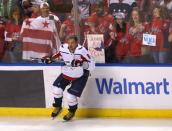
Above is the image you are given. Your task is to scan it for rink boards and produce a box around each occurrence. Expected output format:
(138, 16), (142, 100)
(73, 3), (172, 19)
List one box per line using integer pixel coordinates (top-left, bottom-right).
(0, 64), (172, 118)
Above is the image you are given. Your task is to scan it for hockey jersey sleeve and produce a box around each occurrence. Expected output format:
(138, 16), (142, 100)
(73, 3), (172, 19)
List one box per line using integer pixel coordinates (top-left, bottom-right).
(51, 44), (64, 59)
(81, 47), (95, 71)
(52, 52), (61, 59)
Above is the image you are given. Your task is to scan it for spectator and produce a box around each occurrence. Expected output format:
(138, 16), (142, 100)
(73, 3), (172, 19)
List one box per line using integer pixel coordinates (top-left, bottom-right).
(3, 6), (23, 63)
(85, 3), (114, 48)
(84, 16), (99, 34)
(127, 8), (153, 64)
(150, 6), (170, 64)
(21, 0), (46, 18)
(31, 3), (41, 18)
(21, 0), (33, 18)
(108, 12), (129, 63)
(59, 8), (84, 43)
(21, 2), (61, 62)
(82, 15), (100, 48)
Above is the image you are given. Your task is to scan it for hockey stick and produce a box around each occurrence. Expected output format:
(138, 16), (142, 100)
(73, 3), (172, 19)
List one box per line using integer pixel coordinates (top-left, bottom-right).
(30, 57), (44, 63)
(30, 57), (71, 66)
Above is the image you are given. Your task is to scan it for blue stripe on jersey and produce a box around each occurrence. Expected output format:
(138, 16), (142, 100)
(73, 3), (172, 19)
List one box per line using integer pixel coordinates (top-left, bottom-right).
(60, 51), (70, 54)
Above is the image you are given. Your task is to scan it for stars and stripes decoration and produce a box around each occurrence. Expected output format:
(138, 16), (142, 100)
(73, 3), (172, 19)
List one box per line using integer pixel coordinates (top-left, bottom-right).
(20, 16), (61, 60)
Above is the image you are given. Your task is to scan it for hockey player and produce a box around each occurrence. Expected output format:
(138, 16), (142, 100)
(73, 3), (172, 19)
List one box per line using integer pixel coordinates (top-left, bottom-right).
(43, 35), (95, 121)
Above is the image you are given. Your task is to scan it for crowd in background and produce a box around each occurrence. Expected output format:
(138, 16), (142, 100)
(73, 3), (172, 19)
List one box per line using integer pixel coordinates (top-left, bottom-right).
(0, 0), (172, 64)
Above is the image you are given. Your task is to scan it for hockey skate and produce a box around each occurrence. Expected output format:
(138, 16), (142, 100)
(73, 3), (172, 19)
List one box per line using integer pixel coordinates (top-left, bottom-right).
(63, 111), (75, 121)
(51, 107), (62, 119)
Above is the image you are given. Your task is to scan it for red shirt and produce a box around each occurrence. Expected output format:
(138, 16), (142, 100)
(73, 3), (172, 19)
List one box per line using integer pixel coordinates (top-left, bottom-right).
(5, 21), (21, 42)
(62, 18), (85, 43)
(113, 26), (129, 58)
(127, 23), (147, 56)
(63, 19), (75, 37)
(87, 12), (114, 47)
(150, 17), (169, 52)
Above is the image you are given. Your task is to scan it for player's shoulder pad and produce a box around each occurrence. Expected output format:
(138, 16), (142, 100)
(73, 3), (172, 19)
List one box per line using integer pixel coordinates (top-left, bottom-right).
(80, 46), (90, 56)
(60, 44), (68, 52)
(76, 44), (84, 50)
(60, 43), (68, 48)
(78, 46), (83, 50)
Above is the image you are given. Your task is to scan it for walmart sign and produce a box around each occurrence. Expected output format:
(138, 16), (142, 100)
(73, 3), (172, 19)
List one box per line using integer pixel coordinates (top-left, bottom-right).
(96, 78), (170, 95)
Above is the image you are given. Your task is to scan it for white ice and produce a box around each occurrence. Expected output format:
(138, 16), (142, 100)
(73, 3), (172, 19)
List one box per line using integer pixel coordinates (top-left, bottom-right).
(0, 117), (172, 131)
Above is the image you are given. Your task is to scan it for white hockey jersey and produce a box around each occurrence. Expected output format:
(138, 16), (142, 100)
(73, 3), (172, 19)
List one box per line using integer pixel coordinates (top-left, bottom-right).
(55, 44), (95, 79)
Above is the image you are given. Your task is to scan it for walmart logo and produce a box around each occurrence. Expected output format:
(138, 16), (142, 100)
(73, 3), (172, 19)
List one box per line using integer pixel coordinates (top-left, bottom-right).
(95, 78), (170, 95)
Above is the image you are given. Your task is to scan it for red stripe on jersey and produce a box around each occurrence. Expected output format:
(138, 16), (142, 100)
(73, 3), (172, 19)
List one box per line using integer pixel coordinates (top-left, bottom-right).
(62, 74), (77, 81)
(52, 52), (61, 59)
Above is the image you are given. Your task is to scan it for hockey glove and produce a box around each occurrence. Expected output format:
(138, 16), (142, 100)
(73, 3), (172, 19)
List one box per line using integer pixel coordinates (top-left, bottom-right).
(71, 59), (83, 67)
